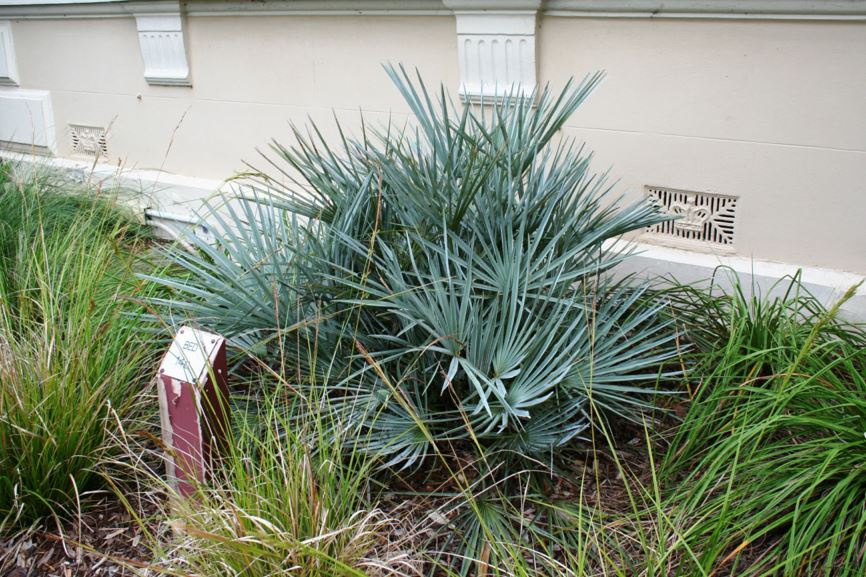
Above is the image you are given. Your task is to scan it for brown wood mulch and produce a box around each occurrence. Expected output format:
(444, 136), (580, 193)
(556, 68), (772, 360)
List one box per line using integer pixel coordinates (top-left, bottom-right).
(0, 493), (161, 577)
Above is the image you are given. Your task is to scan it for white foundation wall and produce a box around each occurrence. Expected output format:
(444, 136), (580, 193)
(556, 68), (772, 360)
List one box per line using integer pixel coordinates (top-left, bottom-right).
(0, 1), (865, 315)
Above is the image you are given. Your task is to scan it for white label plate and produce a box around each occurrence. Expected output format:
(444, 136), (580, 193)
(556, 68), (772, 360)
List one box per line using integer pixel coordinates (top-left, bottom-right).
(160, 326), (222, 383)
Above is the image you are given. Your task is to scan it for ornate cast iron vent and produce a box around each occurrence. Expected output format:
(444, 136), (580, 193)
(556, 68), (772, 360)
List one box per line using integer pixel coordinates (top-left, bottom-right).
(644, 186), (737, 249)
(70, 124), (108, 159)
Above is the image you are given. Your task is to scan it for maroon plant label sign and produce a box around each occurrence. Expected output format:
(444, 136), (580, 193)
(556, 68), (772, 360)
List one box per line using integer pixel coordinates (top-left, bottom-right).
(157, 327), (229, 497)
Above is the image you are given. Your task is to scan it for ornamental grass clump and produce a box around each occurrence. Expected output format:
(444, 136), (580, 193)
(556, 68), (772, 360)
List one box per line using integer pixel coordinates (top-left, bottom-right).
(130, 378), (416, 577)
(0, 163), (157, 530)
(147, 65), (680, 471)
(662, 273), (866, 576)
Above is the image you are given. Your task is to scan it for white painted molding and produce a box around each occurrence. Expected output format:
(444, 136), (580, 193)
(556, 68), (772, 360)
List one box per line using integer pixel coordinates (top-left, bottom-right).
(135, 12), (191, 86)
(0, 88), (55, 152)
(0, 0), (124, 4)
(0, 1), (181, 18)
(444, 2), (540, 101)
(0, 0), (866, 21)
(0, 1), (450, 18)
(0, 21), (18, 86)
(543, 0), (866, 20)
(184, 0), (450, 16)
(2, 0), (866, 20)
(445, 0), (541, 9)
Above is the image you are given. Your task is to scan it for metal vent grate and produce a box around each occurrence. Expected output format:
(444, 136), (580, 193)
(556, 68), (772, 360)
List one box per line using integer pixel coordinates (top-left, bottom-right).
(70, 124), (108, 158)
(645, 186), (737, 249)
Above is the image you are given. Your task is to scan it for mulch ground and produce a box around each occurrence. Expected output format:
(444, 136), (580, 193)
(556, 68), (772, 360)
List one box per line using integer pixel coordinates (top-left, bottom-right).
(0, 492), (160, 577)
(1, 399), (774, 576)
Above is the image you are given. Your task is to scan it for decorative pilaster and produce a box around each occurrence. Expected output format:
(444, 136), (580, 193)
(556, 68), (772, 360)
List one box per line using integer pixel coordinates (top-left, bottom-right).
(444, 1), (541, 101)
(135, 10), (191, 86)
(0, 20), (18, 86)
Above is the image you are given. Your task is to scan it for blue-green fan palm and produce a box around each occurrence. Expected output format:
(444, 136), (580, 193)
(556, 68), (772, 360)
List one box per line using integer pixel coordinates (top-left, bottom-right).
(147, 65), (679, 470)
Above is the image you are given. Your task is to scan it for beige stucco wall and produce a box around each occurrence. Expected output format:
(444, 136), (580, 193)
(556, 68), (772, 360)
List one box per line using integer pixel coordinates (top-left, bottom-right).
(540, 16), (866, 273)
(4, 11), (866, 274)
(10, 15), (458, 178)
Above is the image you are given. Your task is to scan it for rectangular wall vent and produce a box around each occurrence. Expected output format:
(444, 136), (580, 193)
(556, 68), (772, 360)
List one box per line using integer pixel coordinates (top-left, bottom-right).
(644, 186), (737, 250)
(69, 124), (108, 159)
